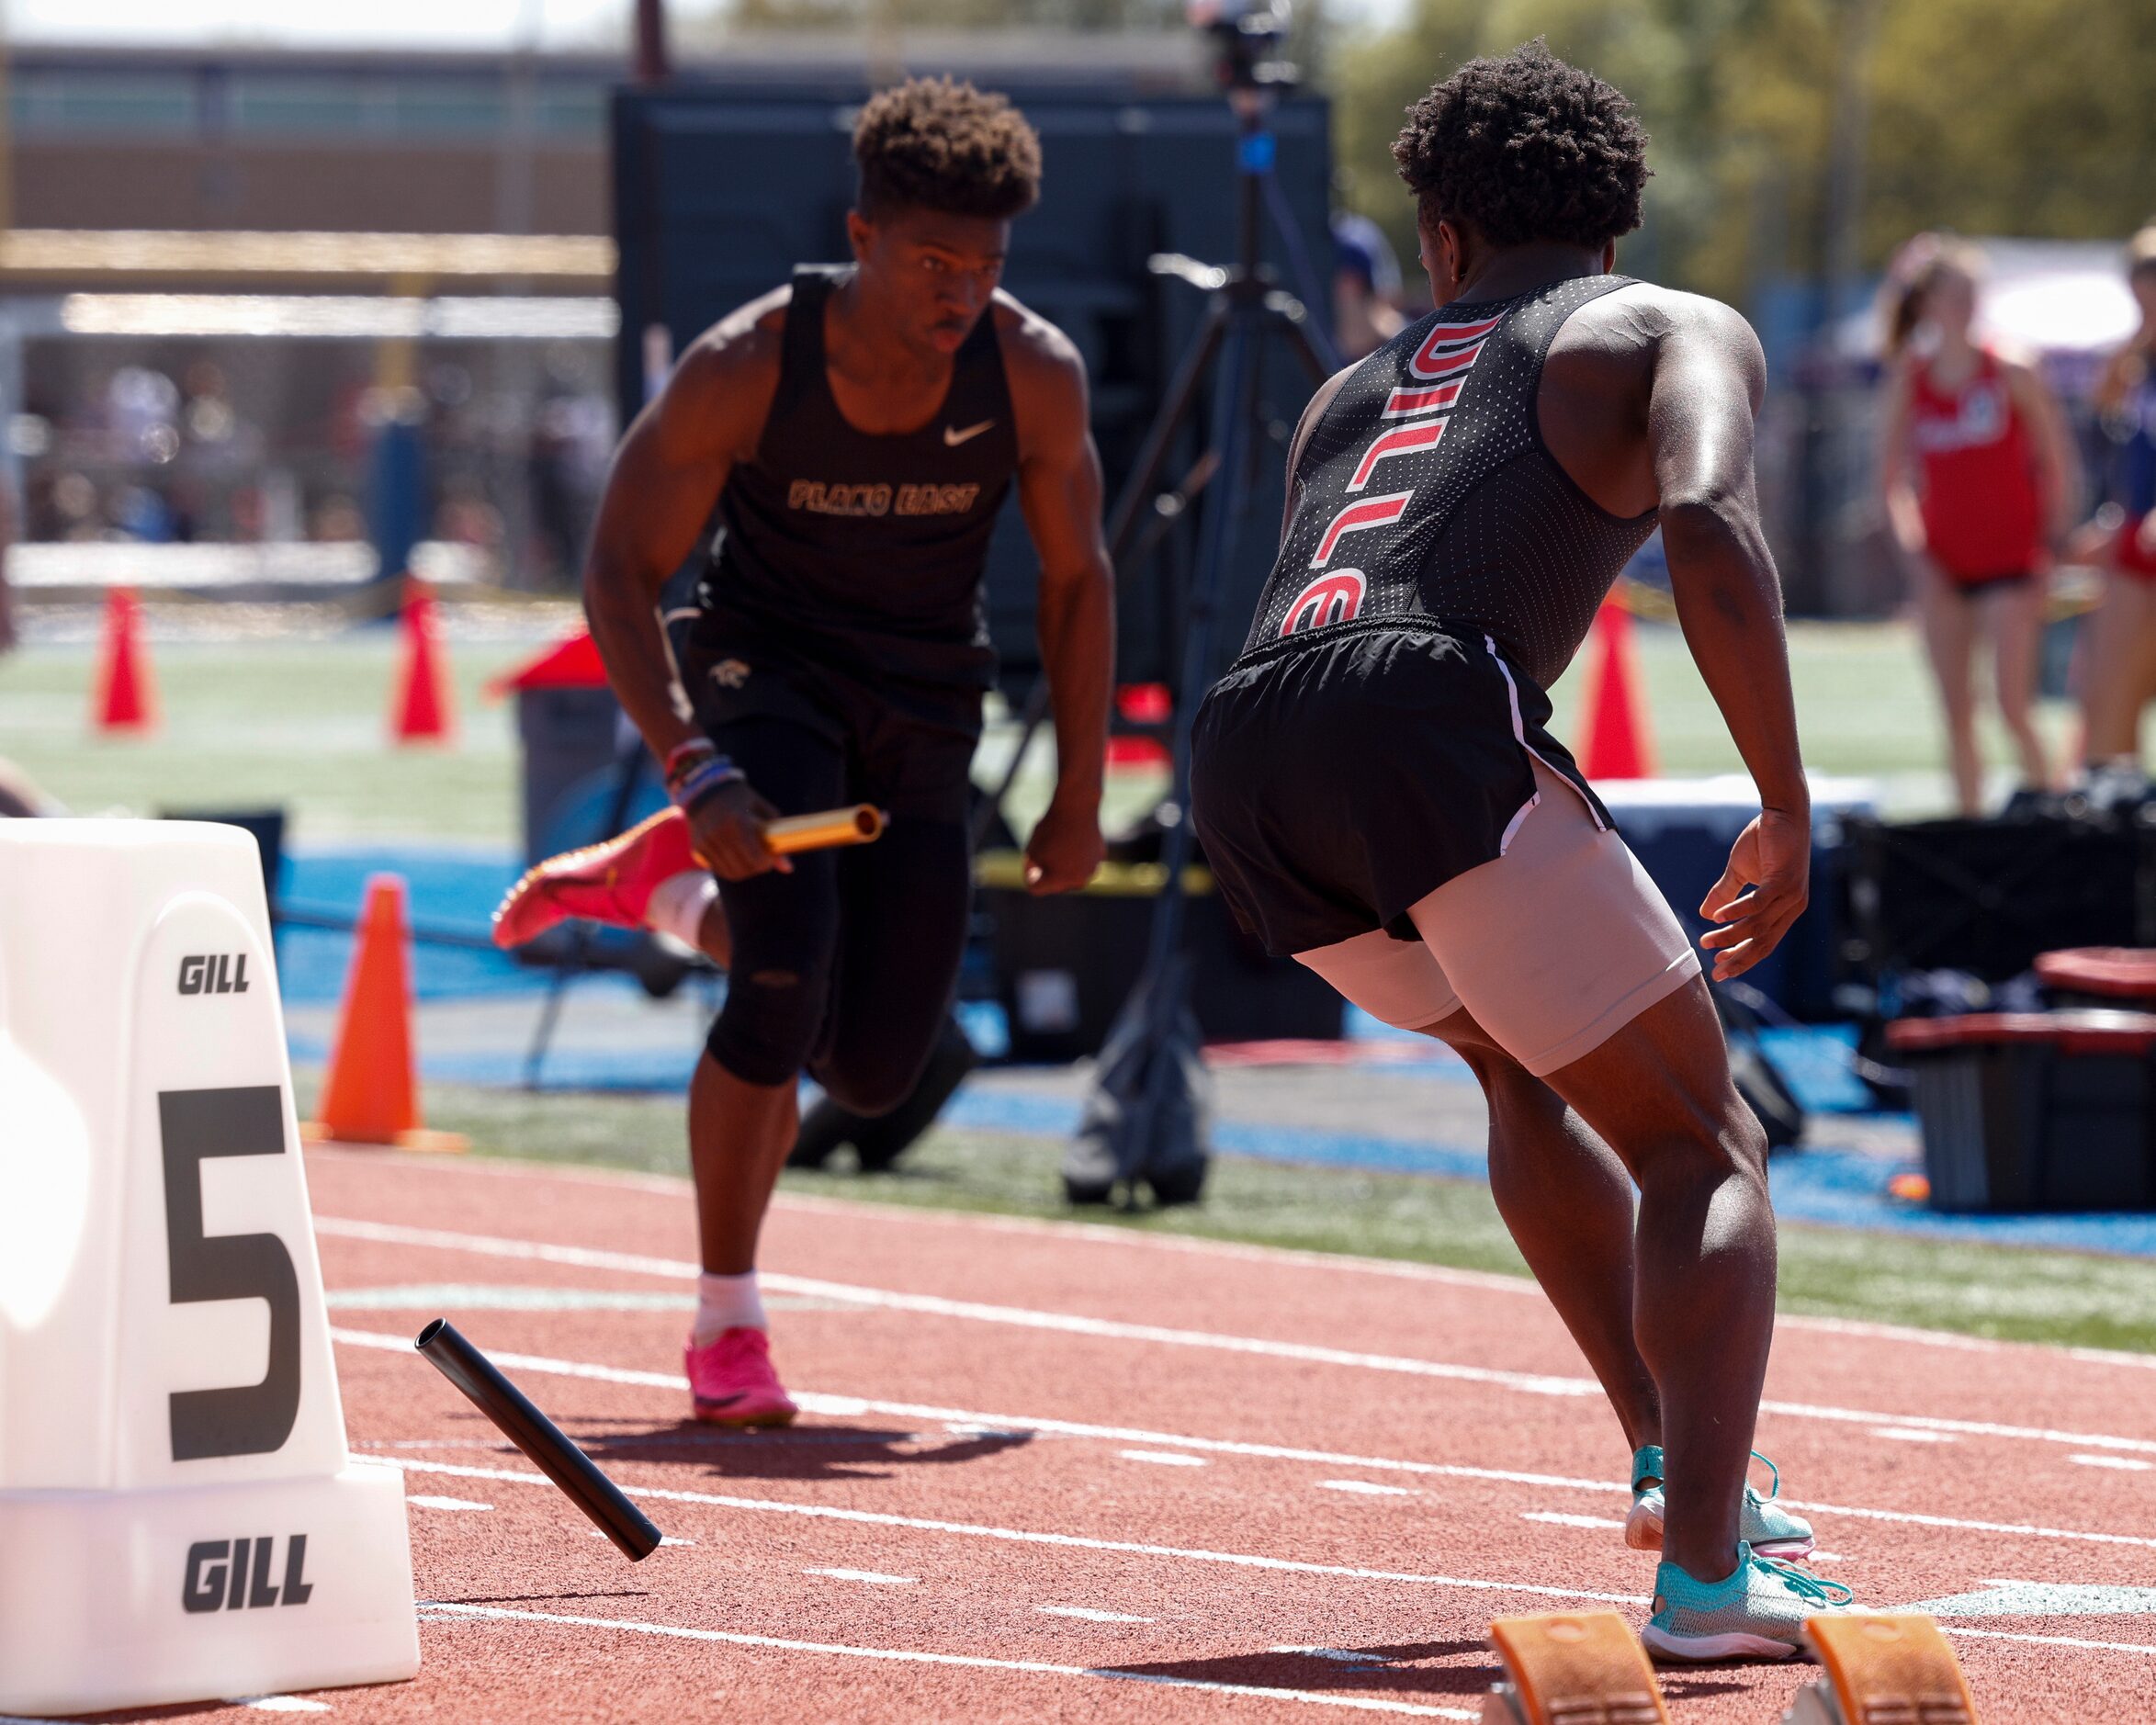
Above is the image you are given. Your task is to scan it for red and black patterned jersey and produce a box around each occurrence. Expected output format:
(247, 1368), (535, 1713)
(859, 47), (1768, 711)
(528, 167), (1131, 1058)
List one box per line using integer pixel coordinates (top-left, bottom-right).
(1238, 274), (1656, 691)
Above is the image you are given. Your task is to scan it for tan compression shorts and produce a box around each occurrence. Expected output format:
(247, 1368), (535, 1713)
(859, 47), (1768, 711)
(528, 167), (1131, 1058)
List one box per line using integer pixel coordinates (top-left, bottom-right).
(1293, 758), (1701, 1077)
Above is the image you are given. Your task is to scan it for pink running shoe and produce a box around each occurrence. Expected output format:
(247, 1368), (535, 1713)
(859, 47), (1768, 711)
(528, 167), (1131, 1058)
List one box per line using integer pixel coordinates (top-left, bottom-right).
(684, 1326), (798, 1427)
(491, 806), (700, 949)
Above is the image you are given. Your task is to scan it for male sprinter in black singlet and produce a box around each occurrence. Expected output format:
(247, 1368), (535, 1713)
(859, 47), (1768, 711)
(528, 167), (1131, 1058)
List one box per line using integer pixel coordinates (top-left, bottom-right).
(1191, 47), (1853, 1661)
(497, 80), (1112, 1426)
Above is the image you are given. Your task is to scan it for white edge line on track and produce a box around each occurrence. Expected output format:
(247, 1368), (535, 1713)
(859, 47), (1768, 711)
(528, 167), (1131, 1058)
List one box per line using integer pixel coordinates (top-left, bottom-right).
(314, 1217), (2156, 1454)
(309, 1154), (2156, 1372)
(328, 1326), (2156, 1553)
(378, 1453), (1636, 1605)
(413, 1599), (1480, 1718)
(1943, 1626), (2156, 1657)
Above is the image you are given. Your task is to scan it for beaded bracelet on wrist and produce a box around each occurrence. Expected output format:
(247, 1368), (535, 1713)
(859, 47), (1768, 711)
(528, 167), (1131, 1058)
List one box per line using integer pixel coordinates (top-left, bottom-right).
(671, 756), (745, 812)
(662, 737), (717, 789)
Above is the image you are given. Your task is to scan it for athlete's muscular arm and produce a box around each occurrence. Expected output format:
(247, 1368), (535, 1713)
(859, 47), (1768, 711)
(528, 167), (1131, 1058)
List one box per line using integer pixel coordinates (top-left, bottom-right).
(1874, 363), (1933, 566)
(582, 302), (789, 879)
(2000, 353), (2081, 544)
(1005, 307), (1113, 894)
(1647, 299), (1810, 981)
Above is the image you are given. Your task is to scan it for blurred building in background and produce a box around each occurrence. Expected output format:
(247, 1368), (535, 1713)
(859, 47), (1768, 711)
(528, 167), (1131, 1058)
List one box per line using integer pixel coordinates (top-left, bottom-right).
(0, 34), (1204, 602)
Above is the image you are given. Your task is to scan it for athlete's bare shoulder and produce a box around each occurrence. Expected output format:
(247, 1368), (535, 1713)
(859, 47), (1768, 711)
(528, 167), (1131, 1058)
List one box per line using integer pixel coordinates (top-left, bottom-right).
(992, 289), (1089, 455)
(677, 284), (790, 394)
(1552, 282), (1765, 407)
(655, 284), (791, 462)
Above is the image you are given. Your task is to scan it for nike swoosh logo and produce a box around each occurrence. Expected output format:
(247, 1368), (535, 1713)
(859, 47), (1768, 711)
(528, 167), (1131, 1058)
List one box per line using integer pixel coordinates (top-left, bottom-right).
(943, 419), (995, 446)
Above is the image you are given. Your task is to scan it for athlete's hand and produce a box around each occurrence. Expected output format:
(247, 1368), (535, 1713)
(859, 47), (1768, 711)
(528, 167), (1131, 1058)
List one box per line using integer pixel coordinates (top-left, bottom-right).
(1024, 794), (1104, 895)
(687, 779), (792, 881)
(1699, 808), (1810, 981)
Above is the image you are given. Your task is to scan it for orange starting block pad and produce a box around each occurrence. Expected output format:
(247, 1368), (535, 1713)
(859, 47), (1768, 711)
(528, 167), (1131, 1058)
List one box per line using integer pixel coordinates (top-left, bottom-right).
(0, 821), (419, 1716)
(1483, 1612), (1671, 1725)
(1783, 1615), (1978, 1724)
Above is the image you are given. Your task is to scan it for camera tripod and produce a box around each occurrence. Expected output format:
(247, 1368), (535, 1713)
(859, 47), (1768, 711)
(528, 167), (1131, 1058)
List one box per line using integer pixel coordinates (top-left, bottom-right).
(1060, 65), (1338, 1206)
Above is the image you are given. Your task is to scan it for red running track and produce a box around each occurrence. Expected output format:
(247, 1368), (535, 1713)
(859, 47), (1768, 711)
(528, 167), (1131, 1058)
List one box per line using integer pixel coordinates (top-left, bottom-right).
(58, 1149), (2156, 1722)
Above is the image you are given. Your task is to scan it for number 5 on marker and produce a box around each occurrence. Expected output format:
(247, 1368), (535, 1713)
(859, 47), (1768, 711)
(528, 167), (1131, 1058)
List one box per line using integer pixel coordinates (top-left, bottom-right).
(160, 1086), (301, 1462)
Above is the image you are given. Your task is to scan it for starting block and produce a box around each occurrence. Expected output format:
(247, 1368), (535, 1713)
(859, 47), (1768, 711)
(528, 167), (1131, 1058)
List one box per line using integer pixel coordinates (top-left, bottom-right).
(0, 821), (419, 1716)
(1483, 1612), (1671, 1725)
(1784, 1615), (1978, 1724)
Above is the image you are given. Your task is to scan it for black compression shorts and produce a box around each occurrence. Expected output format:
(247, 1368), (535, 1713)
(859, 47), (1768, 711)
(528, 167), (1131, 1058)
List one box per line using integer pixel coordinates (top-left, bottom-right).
(677, 632), (976, 1110)
(1191, 621), (1609, 958)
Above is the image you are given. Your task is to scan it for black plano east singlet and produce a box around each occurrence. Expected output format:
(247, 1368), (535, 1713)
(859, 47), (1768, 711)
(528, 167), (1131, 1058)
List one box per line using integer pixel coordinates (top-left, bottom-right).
(697, 265), (1019, 695)
(1243, 273), (1656, 692)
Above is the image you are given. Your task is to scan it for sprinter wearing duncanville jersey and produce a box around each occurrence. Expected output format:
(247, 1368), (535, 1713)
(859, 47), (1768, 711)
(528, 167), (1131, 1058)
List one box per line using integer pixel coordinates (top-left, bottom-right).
(1193, 277), (1657, 976)
(1195, 41), (1832, 1662)
(1192, 273), (1708, 1077)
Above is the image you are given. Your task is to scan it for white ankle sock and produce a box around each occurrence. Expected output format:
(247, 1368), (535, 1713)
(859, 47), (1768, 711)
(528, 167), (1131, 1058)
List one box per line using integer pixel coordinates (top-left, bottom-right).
(693, 1270), (765, 1346)
(645, 870), (718, 948)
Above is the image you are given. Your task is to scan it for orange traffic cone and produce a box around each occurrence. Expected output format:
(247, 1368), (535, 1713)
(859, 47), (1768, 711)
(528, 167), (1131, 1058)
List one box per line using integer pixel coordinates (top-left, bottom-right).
(391, 578), (455, 745)
(301, 874), (468, 1151)
(1578, 598), (1656, 781)
(93, 585), (157, 734)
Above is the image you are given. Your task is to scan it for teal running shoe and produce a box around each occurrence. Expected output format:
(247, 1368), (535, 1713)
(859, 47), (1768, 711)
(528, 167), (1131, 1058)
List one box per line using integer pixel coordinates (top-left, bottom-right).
(1641, 1542), (1855, 1663)
(1624, 1446), (1815, 1561)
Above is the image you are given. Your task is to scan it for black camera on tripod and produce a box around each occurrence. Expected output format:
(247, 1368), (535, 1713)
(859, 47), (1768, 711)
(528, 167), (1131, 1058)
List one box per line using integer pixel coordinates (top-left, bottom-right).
(1188, 0), (1298, 94)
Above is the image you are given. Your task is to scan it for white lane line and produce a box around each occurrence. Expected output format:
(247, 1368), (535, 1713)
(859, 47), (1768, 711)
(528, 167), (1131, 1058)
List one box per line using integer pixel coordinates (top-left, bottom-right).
(590, 1529), (694, 1546)
(2071, 1455), (2156, 1471)
(407, 1494), (493, 1512)
(1519, 1512), (1626, 1531)
(415, 1599), (1479, 1718)
(1276, 1647), (1390, 1671)
(229, 1699), (333, 1714)
(329, 1329), (2156, 1554)
(1318, 1481), (1416, 1497)
(1038, 1606), (1155, 1623)
(1945, 1626), (2156, 1657)
(1871, 1427), (1958, 1444)
(314, 1218), (2156, 1455)
(316, 1170), (2156, 1370)
(382, 1456), (1634, 1606)
(1121, 1449), (1207, 1467)
(806, 1567), (917, 1585)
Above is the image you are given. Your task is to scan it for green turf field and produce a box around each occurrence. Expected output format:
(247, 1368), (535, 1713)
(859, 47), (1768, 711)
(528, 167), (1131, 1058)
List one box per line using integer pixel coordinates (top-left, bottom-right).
(0, 624), (533, 841)
(0, 613), (2096, 844)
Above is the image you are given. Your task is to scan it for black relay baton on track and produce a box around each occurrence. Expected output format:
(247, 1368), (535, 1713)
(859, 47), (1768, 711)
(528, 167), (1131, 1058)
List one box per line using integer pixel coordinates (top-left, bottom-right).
(415, 1319), (663, 1561)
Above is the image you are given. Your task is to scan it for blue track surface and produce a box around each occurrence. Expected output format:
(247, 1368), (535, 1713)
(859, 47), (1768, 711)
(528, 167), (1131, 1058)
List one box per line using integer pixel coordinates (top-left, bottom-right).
(278, 845), (532, 1005)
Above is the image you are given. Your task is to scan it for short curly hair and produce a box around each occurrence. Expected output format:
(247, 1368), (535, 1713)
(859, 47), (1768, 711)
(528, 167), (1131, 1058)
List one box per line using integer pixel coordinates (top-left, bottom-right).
(853, 77), (1043, 223)
(1391, 42), (1649, 249)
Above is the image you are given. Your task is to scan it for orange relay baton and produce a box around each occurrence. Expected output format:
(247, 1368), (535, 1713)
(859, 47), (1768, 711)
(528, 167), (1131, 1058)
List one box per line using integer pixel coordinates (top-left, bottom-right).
(762, 804), (888, 855)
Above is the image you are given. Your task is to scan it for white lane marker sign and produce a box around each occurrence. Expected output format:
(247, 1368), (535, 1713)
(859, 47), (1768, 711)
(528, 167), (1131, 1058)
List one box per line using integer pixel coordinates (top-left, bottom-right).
(0, 825), (418, 1717)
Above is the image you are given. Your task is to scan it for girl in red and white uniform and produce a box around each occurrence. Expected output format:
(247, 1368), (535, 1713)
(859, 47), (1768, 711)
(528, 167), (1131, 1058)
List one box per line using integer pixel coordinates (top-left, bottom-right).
(2077, 226), (2156, 790)
(1877, 236), (2078, 815)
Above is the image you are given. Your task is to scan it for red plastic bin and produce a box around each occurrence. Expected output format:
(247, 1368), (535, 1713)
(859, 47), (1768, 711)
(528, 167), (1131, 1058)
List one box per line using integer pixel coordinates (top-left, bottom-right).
(1885, 1010), (2156, 1212)
(2035, 946), (2156, 1006)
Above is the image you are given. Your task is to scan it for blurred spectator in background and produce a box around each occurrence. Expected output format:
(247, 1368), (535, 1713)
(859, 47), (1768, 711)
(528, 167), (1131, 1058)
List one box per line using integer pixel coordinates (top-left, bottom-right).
(49, 471), (105, 540)
(435, 478), (507, 560)
(1877, 235), (2078, 816)
(310, 494), (367, 542)
(1332, 211), (1406, 361)
(0, 758), (44, 817)
(0, 479), (16, 654)
(2079, 224), (2156, 797)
